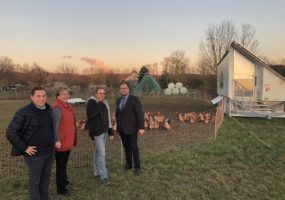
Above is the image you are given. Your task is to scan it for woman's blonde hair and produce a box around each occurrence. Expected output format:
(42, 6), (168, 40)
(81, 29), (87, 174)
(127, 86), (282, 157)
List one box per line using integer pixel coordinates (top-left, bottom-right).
(55, 86), (69, 98)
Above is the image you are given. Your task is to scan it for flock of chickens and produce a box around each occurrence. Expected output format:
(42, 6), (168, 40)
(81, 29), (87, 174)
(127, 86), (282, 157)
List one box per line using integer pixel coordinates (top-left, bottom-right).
(177, 112), (215, 124)
(111, 112), (171, 131)
(144, 112), (171, 130)
(76, 111), (214, 132)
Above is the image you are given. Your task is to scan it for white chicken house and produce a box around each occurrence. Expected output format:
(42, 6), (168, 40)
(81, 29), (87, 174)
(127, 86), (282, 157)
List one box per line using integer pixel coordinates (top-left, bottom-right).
(217, 42), (285, 118)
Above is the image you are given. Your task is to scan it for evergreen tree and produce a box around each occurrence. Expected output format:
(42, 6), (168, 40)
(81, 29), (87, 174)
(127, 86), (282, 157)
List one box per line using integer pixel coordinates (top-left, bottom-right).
(138, 66), (149, 83)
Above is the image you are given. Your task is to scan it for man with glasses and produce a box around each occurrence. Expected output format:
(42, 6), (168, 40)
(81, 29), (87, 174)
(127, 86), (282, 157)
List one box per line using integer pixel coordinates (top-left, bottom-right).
(115, 82), (145, 176)
(86, 87), (113, 185)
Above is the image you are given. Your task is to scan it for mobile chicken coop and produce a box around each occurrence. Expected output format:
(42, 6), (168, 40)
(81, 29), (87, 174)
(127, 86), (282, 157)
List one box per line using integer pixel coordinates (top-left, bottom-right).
(216, 42), (285, 118)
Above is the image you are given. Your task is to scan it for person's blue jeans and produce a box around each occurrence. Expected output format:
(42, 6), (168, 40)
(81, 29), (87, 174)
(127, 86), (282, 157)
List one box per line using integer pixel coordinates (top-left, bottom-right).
(93, 132), (108, 180)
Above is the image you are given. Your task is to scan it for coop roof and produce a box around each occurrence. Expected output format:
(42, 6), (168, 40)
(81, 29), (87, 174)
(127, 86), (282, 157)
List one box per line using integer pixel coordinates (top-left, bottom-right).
(218, 41), (285, 81)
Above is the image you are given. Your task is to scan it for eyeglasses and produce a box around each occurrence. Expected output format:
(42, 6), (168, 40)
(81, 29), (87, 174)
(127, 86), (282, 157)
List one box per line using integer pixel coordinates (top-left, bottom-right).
(120, 88), (129, 90)
(97, 93), (105, 95)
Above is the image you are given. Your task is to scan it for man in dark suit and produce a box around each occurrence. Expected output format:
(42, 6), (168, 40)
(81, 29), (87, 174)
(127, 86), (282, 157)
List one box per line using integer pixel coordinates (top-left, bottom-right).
(115, 82), (145, 176)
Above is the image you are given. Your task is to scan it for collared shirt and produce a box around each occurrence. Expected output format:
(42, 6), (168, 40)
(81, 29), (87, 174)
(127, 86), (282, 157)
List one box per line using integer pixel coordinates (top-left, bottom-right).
(120, 95), (129, 110)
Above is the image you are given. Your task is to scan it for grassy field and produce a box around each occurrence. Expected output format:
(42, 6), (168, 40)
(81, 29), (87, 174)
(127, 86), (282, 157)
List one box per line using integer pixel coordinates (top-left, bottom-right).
(0, 96), (284, 200)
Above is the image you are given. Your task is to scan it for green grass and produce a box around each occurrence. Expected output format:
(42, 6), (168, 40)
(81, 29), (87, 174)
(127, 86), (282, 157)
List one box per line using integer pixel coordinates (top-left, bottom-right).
(1, 116), (284, 200)
(1, 97), (284, 199)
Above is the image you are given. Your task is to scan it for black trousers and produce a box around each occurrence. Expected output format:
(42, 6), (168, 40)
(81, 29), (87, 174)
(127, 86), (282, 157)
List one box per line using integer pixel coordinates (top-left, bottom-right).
(119, 132), (140, 169)
(55, 150), (70, 194)
(24, 153), (54, 200)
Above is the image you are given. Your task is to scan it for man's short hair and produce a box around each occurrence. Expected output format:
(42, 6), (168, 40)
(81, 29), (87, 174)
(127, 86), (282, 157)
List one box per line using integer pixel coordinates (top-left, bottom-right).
(95, 86), (105, 94)
(120, 82), (130, 89)
(31, 86), (46, 96)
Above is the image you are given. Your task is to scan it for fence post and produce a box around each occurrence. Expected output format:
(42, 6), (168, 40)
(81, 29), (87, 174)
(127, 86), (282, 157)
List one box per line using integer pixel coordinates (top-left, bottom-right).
(120, 141), (123, 165)
(214, 99), (224, 139)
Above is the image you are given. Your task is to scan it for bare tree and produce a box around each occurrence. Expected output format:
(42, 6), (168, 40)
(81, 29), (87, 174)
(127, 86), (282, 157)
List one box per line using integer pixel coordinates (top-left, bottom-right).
(56, 62), (78, 74)
(82, 67), (97, 75)
(14, 64), (31, 84)
(197, 20), (259, 74)
(106, 70), (121, 88)
(15, 63), (30, 73)
(145, 63), (158, 76)
(238, 24), (259, 53)
(0, 57), (16, 85)
(28, 63), (49, 86)
(162, 50), (190, 82)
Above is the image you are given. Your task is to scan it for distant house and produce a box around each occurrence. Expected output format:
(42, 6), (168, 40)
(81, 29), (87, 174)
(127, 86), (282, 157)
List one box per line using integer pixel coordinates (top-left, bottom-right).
(1, 83), (27, 91)
(2, 85), (16, 91)
(122, 70), (139, 87)
(217, 41), (285, 118)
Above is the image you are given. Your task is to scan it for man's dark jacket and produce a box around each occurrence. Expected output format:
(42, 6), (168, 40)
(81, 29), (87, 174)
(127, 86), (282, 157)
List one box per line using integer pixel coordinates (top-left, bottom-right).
(115, 95), (144, 134)
(6, 102), (53, 156)
(86, 99), (109, 139)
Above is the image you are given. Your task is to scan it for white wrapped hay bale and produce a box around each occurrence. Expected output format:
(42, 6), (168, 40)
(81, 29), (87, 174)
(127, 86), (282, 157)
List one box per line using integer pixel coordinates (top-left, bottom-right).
(172, 88), (179, 95)
(168, 83), (175, 89)
(180, 87), (187, 94)
(164, 88), (172, 95)
(175, 82), (183, 89)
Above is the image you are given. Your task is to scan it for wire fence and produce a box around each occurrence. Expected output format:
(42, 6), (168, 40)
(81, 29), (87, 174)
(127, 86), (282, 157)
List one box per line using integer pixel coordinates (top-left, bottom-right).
(0, 89), (215, 102)
(0, 111), (219, 180)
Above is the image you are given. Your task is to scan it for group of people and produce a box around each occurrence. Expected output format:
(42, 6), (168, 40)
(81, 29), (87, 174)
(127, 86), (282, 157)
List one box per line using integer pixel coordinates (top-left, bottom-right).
(6, 82), (145, 200)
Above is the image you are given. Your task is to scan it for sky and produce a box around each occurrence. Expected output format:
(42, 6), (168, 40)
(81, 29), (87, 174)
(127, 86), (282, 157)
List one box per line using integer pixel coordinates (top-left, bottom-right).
(0, 0), (285, 73)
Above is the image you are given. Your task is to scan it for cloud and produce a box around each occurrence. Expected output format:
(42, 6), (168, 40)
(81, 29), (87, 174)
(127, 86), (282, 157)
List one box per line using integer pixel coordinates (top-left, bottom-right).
(62, 55), (73, 59)
(80, 57), (105, 66)
(81, 57), (109, 74)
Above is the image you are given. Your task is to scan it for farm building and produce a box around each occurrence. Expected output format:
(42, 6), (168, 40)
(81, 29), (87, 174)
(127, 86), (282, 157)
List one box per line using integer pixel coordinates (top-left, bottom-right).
(122, 70), (139, 87)
(217, 41), (285, 118)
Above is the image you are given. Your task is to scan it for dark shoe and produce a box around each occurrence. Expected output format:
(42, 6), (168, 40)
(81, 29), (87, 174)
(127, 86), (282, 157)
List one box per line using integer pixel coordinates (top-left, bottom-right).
(94, 175), (100, 179)
(58, 190), (71, 197)
(65, 180), (72, 186)
(134, 168), (141, 176)
(101, 178), (111, 186)
(123, 164), (132, 171)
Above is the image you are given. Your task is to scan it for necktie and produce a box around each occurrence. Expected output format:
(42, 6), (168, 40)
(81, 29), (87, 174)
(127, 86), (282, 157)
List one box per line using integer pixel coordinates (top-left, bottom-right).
(120, 97), (126, 110)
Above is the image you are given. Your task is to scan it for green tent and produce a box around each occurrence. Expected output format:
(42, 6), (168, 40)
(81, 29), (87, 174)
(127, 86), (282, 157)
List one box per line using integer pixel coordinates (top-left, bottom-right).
(134, 75), (161, 95)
